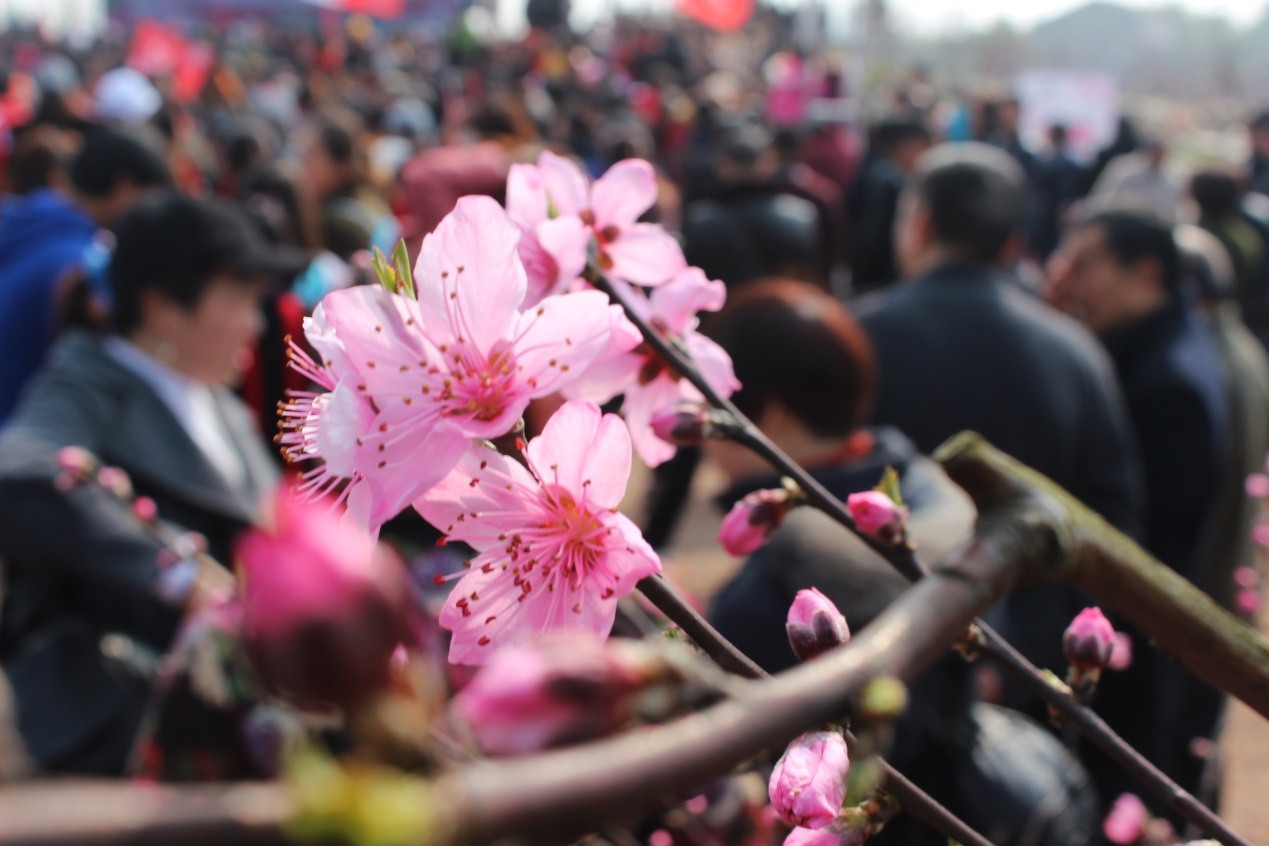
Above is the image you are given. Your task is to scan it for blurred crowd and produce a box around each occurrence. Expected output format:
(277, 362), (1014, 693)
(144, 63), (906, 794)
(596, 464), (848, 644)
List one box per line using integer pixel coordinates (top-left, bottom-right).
(3, 6), (1269, 845)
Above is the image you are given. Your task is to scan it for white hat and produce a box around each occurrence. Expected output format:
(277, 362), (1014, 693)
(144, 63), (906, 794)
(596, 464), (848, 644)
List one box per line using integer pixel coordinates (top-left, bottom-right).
(94, 67), (162, 125)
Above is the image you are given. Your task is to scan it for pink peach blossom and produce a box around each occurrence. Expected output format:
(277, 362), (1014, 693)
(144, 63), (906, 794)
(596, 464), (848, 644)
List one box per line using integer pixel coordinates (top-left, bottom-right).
(769, 731), (850, 830)
(505, 151), (686, 297)
(563, 267), (740, 466)
(1247, 473), (1269, 499)
(1064, 607), (1116, 673)
(414, 400), (661, 664)
(719, 488), (795, 556)
(278, 196), (631, 529)
(784, 828), (846, 845)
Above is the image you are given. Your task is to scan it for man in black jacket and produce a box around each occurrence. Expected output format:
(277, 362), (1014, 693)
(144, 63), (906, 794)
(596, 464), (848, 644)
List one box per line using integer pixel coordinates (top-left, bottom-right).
(1047, 207), (1231, 807)
(853, 143), (1143, 741)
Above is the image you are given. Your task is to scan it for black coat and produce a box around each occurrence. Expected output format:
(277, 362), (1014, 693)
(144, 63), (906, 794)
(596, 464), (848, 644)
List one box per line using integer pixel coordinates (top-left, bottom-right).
(854, 263), (1143, 715)
(1094, 299), (1230, 807)
(710, 429), (1097, 846)
(0, 332), (277, 773)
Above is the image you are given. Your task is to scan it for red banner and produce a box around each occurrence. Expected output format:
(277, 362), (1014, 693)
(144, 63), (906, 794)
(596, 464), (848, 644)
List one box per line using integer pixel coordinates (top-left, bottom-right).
(678, 0), (754, 31)
(127, 20), (216, 103)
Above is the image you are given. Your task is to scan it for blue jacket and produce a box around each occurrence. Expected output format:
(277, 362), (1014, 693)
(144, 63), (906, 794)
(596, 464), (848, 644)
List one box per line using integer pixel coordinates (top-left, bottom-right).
(0, 190), (97, 425)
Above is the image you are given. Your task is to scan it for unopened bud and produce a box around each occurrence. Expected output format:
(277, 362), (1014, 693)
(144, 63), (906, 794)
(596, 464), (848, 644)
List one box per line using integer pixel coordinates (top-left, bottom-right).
(719, 488), (797, 555)
(786, 588), (850, 662)
(845, 491), (907, 545)
(55, 446), (98, 487)
(1063, 607), (1116, 674)
(1247, 473), (1269, 499)
(1108, 631), (1133, 671)
(132, 496), (158, 523)
(1103, 793), (1148, 845)
(1237, 587), (1262, 617)
(96, 466), (134, 500)
(769, 731), (850, 830)
(650, 403), (715, 447)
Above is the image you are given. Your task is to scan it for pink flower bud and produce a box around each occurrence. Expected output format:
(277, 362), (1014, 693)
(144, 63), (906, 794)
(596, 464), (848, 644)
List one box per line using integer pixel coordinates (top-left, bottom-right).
(1237, 587), (1261, 617)
(845, 491), (907, 545)
(785, 828), (848, 846)
(650, 403), (713, 447)
(237, 485), (417, 709)
(1103, 793), (1148, 844)
(56, 446), (98, 482)
(95, 466), (134, 500)
(1248, 473), (1269, 499)
(769, 731), (850, 830)
(719, 489), (794, 555)
(1108, 631), (1133, 671)
(786, 588), (850, 662)
(1253, 524), (1269, 547)
(1063, 607), (1116, 673)
(454, 635), (653, 756)
(1234, 566), (1259, 588)
(132, 496), (158, 523)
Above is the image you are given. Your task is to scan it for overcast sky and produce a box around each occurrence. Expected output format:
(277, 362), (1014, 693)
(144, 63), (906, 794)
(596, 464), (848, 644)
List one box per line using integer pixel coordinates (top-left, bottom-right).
(550, 0), (1268, 37)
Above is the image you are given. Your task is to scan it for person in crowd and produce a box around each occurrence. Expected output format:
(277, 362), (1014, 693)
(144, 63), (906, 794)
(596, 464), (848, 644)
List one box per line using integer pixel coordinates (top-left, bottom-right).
(984, 96), (1035, 177)
(682, 123), (830, 290)
(1189, 169), (1267, 327)
(1174, 223), (1269, 612)
(295, 109), (398, 261)
(1090, 137), (1182, 216)
(707, 279), (1098, 846)
(1247, 109), (1269, 197)
(0, 124), (171, 424)
(854, 143), (1142, 722)
(1046, 206), (1231, 808)
(1029, 123), (1083, 259)
(0, 193), (305, 774)
(847, 116), (933, 294)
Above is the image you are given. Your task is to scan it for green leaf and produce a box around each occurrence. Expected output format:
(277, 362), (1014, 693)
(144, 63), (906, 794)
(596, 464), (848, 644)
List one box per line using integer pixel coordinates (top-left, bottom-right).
(372, 246), (398, 294)
(391, 240), (416, 300)
(876, 466), (904, 506)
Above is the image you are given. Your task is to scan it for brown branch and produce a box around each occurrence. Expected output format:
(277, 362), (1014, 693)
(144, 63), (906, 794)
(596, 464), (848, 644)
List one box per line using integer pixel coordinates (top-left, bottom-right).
(0, 502), (1044, 846)
(938, 432), (1269, 720)
(636, 574), (995, 846)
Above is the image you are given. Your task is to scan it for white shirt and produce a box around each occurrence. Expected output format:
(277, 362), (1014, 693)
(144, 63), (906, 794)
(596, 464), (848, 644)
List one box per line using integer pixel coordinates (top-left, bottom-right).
(103, 337), (248, 491)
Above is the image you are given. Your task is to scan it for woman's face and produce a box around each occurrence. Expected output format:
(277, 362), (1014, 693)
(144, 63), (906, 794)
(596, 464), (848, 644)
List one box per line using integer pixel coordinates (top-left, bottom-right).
(157, 274), (268, 386)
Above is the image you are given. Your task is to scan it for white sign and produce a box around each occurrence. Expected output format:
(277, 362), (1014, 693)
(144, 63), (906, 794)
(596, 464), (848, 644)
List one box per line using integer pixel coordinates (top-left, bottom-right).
(1015, 69), (1120, 164)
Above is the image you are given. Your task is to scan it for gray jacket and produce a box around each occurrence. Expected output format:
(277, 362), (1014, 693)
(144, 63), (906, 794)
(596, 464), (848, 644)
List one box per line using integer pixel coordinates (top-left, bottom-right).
(0, 331), (277, 773)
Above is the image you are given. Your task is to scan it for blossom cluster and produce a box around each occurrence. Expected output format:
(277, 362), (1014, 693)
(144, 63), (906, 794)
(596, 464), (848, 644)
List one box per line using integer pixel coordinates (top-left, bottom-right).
(278, 155), (739, 664)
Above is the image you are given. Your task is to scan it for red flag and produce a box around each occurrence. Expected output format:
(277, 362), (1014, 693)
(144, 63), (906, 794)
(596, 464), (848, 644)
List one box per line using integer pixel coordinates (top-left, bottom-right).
(678, 0), (754, 31)
(344, 0), (405, 15)
(172, 42), (216, 104)
(127, 20), (187, 76)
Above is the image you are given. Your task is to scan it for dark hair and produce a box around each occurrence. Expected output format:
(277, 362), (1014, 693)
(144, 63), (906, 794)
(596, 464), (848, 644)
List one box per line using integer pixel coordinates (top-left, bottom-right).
(1189, 169), (1244, 216)
(873, 116), (932, 155)
(313, 112), (358, 165)
(1075, 206), (1183, 293)
(68, 125), (170, 198)
(7, 124), (73, 195)
(910, 142), (1025, 263)
(706, 279), (875, 438)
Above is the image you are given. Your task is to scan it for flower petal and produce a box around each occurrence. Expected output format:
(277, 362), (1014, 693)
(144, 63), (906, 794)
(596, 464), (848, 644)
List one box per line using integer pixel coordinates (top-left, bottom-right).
(511, 292), (627, 398)
(539, 150), (590, 217)
(353, 424), (470, 530)
(622, 375), (686, 467)
(602, 223), (686, 286)
(685, 333), (741, 397)
(506, 162), (548, 228)
(414, 444), (541, 549)
(591, 158), (658, 228)
(415, 196), (527, 353)
(649, 267), (727, 335)
(526, 399), (602, 499)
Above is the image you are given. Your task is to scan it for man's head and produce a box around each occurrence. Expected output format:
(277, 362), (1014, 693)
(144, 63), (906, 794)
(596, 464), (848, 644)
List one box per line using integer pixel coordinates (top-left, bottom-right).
(1045, 207), (1181, 335)
(875, 116), (933, 174)
(69, 124), (171, 227)
(111, 193), (309, 386)
(894, 142), (1026, 277)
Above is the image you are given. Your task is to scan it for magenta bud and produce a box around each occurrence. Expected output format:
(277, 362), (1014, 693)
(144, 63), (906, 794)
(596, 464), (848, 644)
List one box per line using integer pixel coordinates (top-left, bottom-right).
(1063, 607), (1116, 673)
(786, 588), (850, 662)
(1252, 524), (1269, 547)
(769, 731), (850, 830)
(1237, 587), (1261, 617)
(1247, 473), (1269, 499)
(845, 490), (908, 545)
(1103, 793), (1148, 845)
(1234, 566), (1259, 588)
(785, 828), (850, 845)
(56, 445), (98, 477)
(1108, 631), (1133, 671)
(454, 635), (655, 756)
(719, 488), (795, 555)
(650, 403), (712, 447)
(237, 485), (416, 709)
(132, 496), (158, 523)
(95, 466), (134, 500)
